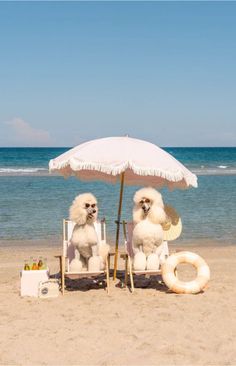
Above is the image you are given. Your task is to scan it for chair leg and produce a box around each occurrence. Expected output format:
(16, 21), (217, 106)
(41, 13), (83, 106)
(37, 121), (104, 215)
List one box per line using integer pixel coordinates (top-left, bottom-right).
(106, 257), (110, 295)
(108, 253), (111, 277)
(61, 256), (65, 295)
(124, 255), (128, 288)
(59, 255), (62, 276)
(128, 256), (134, 293)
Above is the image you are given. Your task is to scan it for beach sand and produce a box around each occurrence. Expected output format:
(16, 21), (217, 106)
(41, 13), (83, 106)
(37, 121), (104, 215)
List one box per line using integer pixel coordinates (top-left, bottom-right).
(0, 241), (235, 366)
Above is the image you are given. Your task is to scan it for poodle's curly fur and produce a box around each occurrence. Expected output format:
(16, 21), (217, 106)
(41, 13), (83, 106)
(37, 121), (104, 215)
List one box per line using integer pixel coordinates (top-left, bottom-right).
(132, 187), (167, 257)
(133, 187), (166, 225)
(69, 193), (98, 226)
(69, 193), (98, 267)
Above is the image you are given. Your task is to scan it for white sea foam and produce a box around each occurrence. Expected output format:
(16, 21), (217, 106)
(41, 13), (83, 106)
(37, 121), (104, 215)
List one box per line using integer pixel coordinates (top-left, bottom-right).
(192, 168), (236, 175)
(0, 168), (48, 174)
(0, 166), (235, 176)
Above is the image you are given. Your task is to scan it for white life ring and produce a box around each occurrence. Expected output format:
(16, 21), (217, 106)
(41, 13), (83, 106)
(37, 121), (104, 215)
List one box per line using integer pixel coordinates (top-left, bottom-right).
(162, 251), (210, 294)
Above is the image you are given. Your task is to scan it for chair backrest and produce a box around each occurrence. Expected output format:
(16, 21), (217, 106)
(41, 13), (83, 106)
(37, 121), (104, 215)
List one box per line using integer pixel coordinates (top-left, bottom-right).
(122, 220), (169, 263)
(63, 218), (106, 271)
(122, 221), (135, 257)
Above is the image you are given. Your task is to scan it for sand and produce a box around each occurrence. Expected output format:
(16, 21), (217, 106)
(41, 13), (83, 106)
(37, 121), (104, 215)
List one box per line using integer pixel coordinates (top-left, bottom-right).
(0, 241), (236, 366)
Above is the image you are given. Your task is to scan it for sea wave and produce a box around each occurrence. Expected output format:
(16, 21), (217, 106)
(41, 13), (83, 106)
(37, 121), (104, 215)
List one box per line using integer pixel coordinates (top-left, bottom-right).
(0, 168), (49, 175)
(0, 166), (236, 176)
(192, 168), (236, 175)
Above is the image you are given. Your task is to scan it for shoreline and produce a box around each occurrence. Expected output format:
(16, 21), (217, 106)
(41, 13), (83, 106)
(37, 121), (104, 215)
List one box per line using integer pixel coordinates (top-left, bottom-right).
(1, 237), (235, 248)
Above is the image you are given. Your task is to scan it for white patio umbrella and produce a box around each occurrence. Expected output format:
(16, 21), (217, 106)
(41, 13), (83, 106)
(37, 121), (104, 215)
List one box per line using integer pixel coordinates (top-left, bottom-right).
(49, 136), (197, 279)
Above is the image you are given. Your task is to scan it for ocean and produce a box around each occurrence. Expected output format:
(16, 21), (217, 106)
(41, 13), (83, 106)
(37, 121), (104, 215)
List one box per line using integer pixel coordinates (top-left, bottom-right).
(0, 147), (236, 245)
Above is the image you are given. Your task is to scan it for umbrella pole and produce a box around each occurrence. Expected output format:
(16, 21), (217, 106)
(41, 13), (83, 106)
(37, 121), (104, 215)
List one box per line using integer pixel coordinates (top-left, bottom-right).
(113, 172), (125, 280)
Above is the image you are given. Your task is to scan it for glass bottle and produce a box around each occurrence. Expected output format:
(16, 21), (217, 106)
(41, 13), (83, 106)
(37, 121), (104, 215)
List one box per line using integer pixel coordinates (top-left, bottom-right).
(24, 259), (30, 271)
(38, 256), (43, 270)
(32, 258), (38, 270)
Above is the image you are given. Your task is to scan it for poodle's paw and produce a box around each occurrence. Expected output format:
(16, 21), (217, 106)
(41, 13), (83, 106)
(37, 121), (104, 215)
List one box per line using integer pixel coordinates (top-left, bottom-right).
(146, 253), (160, 270)
(133, 251), (146, 271)
(70, 258), (83, 272)
(88, 255), (102, 272)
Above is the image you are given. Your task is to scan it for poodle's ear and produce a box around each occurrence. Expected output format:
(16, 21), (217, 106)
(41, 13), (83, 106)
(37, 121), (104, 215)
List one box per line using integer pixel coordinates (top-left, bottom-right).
(133, 205), (144, 224)
(148, 205), (167, 225)
(69, 196), (87, 225)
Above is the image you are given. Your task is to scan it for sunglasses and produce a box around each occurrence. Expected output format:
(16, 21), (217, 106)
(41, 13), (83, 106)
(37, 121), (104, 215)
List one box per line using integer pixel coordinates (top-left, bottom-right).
(139, 198), (150, 204)
(85, 203), (96, 208)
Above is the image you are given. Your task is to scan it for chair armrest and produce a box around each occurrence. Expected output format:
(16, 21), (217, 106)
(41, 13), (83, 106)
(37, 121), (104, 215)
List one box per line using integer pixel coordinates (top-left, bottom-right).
(109, 250), (126, 257)
(54, 255), (68, 259)
(108, 250), (115, 257)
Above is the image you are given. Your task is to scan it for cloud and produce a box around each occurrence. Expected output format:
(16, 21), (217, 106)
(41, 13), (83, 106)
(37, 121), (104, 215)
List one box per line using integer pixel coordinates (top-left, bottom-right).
(3, 118), (52, 146)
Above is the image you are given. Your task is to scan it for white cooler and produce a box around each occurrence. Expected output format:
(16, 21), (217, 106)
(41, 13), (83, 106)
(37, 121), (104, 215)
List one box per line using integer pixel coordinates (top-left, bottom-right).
(20, 269), (49, 297)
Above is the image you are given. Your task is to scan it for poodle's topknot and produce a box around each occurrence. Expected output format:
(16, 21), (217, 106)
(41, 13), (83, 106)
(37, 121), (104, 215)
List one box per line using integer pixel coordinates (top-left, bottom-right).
(69, 193), (98, 225)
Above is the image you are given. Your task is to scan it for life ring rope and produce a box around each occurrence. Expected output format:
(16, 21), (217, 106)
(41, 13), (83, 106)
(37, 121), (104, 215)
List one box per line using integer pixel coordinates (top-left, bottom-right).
(162, 251), (210, 294)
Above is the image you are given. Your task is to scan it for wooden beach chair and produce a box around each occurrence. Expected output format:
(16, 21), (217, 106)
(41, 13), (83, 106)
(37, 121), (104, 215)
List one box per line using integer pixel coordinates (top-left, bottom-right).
(121, 221), (169, 293)
(57, 218), (110, 295)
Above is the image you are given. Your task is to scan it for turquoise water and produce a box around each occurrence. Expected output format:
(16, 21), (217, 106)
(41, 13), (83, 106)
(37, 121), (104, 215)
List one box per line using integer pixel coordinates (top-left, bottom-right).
(0, 147), (236, 244)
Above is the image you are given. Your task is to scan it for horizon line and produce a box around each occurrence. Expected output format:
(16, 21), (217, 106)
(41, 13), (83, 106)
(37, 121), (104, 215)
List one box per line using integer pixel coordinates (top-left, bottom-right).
(0, 146), (236, 149)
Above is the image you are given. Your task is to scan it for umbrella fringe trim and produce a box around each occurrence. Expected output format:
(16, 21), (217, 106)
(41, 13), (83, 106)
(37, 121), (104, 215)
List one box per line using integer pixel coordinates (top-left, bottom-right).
(49, 159), (198, 187)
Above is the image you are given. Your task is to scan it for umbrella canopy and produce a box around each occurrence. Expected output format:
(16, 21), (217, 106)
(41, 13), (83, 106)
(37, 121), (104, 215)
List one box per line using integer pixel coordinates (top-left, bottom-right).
(49, 136), (197, 279)
(49, 136), (197, 189)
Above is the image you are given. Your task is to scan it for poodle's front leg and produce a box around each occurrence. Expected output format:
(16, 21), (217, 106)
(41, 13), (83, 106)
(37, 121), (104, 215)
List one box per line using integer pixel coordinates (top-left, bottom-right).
(155, 243), (163, 257)
(79, 255), (88, 271)
(88, 246), (102, 272)
(133, 245), (147, 271)
(146, 252), (160, 270)
(91, 244), (99, 256)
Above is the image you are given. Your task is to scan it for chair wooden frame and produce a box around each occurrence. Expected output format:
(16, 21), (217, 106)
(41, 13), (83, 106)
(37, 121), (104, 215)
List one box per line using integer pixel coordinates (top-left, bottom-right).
(121, 221), (169, 293)
(56, 218), (110, 295)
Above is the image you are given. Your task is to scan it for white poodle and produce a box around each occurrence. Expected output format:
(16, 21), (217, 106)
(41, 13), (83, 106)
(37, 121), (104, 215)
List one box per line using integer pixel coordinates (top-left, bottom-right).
(132, 187), (167, 271)
(69, 193), (109, 272)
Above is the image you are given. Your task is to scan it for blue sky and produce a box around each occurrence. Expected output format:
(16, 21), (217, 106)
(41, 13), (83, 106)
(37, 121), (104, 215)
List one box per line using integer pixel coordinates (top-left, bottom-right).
(0, 1), (235, 147)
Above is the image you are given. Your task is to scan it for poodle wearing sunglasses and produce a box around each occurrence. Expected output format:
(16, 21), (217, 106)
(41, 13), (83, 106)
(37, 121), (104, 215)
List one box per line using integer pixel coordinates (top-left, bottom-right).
(69, 193), (109, 271)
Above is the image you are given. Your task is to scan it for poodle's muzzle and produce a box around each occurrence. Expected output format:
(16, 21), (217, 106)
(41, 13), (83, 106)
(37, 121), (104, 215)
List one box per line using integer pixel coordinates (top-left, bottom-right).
(141, 202), (151, 214)
(85, 204), (97, 219)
